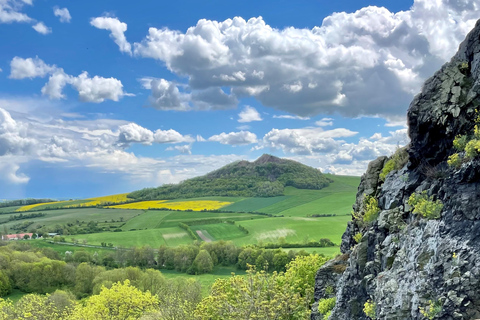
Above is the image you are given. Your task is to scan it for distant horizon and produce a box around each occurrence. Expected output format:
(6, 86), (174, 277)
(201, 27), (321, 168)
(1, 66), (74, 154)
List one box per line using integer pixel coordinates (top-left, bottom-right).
(1, 0), (478, 198)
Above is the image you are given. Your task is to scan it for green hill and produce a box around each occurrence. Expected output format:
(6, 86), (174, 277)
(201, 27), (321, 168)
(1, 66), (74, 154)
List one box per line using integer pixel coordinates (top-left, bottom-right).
(128, 154), (333, 200)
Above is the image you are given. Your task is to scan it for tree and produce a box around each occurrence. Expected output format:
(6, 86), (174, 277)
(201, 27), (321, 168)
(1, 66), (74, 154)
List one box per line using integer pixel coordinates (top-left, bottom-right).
(23, 234), (30, 240)
(191, 250), (213, 274)
(71, 280), (159, 320)
(0, 270), (12, 297)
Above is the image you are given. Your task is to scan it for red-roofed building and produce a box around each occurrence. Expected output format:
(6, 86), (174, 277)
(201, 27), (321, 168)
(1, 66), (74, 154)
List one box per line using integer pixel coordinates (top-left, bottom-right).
(1, 233), (34, 240)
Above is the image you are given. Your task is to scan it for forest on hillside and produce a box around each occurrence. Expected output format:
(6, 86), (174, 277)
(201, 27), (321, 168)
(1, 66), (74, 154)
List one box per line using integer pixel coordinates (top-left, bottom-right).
(129, 156), (332, 200)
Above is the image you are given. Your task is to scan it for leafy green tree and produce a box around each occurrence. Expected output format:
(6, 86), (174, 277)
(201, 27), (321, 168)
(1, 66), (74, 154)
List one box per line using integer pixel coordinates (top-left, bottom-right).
(191, 250), (214, 274)
(0, 270), (12, 297)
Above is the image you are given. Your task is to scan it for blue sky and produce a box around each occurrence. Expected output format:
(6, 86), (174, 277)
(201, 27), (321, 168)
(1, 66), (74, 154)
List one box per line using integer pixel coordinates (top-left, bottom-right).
(0, 0), (478, 199)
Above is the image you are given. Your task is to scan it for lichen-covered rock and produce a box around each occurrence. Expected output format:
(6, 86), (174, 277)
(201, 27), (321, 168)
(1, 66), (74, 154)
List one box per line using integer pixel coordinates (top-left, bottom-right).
(312, 19), (480, 320)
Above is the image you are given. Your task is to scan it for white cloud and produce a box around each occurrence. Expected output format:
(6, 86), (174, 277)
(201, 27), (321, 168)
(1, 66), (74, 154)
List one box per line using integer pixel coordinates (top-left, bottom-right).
(273, 115), (310, 120)
(90, 16), (131, 55)
(208, 131), (257, 145)
(9, 56), (55, 79)
(117, 122), (193, 146)
(10, 57), (130, 103)
(238, 106), (262, 123)
(196, 135), (206, 142)
(131, 2), (479, 118)
(148, 78), (191, 111)
(53, 7), (71, 23)
(0, 0), (33, 24)
(142, 78), (237, 111)
(32, 22), (51, 34)
(166, 144), (192, 155)
(315, 118), (334, 127)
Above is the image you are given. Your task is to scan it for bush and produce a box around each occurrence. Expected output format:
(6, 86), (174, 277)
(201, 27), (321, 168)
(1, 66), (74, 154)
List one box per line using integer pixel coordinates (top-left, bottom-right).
(317, 297), (336, 318)
(408, 191), (443, 219)
(353, 232), (362, 244)
(453, 135), (468, 151)
(363, 300), (376, 319)
(363, 196), (380, 223)
(465, 139), (480, 159)
(379, 147), (409, 181)
(447, 153), (462, 168)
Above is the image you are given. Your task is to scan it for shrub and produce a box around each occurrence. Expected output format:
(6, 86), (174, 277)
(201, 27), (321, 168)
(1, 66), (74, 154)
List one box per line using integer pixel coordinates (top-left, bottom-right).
(379, 147), (409, 181)
(363, 196), (380, 223)
(465, 139), (480, 159)
(353, 232), (363, 244)
(363, 300), (376, 319)
(447, 153), (462, 168)
(408, 191), (443, 219)
(419, 300), (442, 319)
(318, 297), (336, 318)
(453, 135), (468, 151)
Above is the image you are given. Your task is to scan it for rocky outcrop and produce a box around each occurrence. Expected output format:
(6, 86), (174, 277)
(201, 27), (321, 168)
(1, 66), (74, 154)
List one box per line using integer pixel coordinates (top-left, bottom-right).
(312, 20), (480, 320)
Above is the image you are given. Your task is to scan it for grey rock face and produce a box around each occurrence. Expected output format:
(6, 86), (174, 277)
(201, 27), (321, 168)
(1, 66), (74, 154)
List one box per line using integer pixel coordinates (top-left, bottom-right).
(312, 20), (480, 320)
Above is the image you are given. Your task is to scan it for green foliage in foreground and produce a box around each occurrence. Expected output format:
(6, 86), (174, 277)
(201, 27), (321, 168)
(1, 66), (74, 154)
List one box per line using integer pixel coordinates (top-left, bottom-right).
(364, 300), (377, 319)
(128, 155), (332, 200)
(318, 297), (336, 320)
(379, 147), (409, 181)
(408, 191), (444, 219)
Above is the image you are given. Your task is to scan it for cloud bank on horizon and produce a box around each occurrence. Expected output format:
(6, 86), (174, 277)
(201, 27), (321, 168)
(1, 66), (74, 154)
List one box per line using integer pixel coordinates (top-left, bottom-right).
(0, 0), (478, 198)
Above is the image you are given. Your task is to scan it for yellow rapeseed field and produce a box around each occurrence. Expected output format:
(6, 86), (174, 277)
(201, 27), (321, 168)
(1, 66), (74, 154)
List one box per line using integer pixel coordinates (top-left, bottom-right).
(108, 201), (167, 210)
(84, 193), (131, 206)
(109, 200), (231, 211)
(16, 202), (60, 212)
(17, 193), (132, 211)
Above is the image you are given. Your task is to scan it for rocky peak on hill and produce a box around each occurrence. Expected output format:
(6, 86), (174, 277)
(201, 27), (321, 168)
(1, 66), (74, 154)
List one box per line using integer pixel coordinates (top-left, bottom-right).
(312, 20), (480, 320)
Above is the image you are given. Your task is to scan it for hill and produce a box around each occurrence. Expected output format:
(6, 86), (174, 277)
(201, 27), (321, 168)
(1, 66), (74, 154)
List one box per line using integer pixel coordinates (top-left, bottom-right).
(128, 154), (333, 200)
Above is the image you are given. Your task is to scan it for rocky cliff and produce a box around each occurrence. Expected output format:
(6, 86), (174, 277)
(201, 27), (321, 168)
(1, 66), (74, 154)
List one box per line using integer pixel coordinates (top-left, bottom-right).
(312, 20), (480, 320)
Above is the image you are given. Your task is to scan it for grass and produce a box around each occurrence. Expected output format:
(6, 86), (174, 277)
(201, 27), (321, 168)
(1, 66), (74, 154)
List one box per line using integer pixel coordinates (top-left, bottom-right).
(121, 210), (172, 230)
(229, 215), (351, 246)
(4, 289), (28, 303)
(222, 196), (290, 212)
(1, 208), (140, 232)
(0, 206), (22, 214)
(69, 227), (192, 248)
(277, 246), (341, 257)
(190, 223), (246, 241)
(161, 266), (245, 296)
(156, 211), (265, 228)
(29, 239), (114, 257)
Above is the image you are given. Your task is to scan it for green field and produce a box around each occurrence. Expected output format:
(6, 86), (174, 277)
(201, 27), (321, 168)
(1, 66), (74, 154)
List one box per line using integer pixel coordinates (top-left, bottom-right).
(190, 223), (246, 241)
(0, 206), (22, 214)
(222, 196), (289, 212)
(69, 227), (192, 248)
(278, 246), (341, 256)
(28, 239), (114, 257)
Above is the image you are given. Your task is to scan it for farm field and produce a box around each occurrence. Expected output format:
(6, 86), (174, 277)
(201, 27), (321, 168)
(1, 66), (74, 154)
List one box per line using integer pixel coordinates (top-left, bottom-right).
(222, 196), (290, 212)
(0, 208), (140, 231)
(69, 227), (192, 248)
(0, 206), (22, 213)
(109, 200), (232, 211)
(29, 239), (114, 257)
(229, 215), (352, 246)
(190, 223), (246, 241)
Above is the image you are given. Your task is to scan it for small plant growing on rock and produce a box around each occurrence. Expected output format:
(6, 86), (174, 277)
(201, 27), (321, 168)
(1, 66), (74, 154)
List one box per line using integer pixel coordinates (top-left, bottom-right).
(447, 153), (462, 168)
(363, 299), (376, 319)
(408, 191), (444, 219)
(453, 134), (468, 151)
(318, 297), (336, 320)
(419, 300), (442, 319)
(363, 196), (380, 223)
(353, 232), (363, 244)
(379, 147), (409, 181)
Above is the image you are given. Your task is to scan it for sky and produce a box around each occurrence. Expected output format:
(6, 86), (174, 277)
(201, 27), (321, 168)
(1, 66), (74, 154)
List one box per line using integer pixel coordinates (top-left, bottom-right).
(0, 0), (479, 199)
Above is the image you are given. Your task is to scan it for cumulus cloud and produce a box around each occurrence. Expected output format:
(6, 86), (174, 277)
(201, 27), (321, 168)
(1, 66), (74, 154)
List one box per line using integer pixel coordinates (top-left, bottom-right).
(90, 16), (131, 55)
(10, 57), (130, 102)
(238, 106), (262, 123)
(0, 0), (33, 24)
(118, 122), (193, 146)
(130, 1), (479, 118)
(142, 78), (237, 111)
(32, 22), (51, 34)
(53, 7), (71, 23)
(9, 56), (55, 79)
(208, 131), (257, 145)
(257, 126), (358, 155)
(166, 144), (192, 155)
(315, 118), (334, 127)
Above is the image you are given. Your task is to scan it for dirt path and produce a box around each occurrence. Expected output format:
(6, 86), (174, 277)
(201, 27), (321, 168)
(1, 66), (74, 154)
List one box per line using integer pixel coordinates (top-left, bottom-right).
(196, 230), (212, 242)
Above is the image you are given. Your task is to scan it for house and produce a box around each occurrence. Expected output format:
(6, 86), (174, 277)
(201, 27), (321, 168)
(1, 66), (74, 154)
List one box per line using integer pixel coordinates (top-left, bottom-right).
(1, 233), (34, 240)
